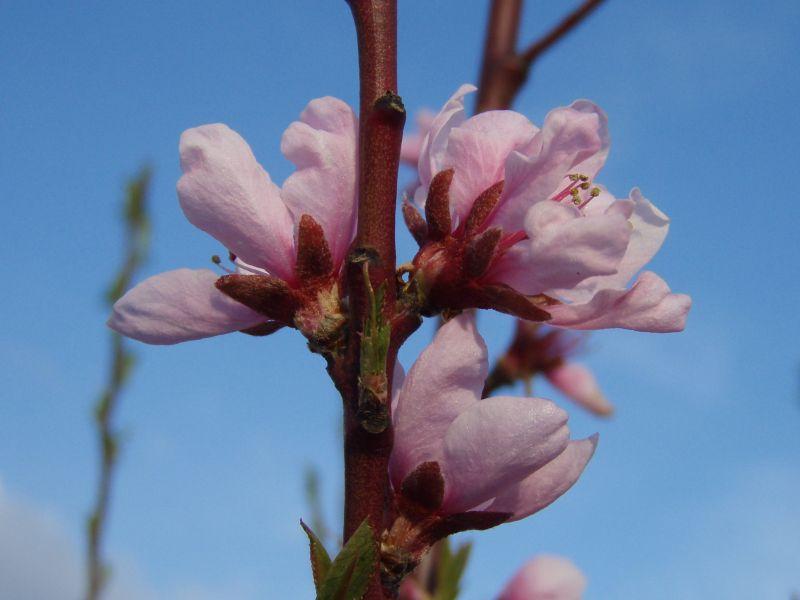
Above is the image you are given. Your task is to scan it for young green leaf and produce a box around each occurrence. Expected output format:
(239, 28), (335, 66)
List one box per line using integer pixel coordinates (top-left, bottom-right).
(433, 539), (472, 600)
(301, 520), (332, 593)
(317, 519), (376, 600)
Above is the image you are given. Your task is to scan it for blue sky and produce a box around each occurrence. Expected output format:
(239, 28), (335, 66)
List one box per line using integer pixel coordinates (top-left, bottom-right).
(1, 1), (799, 598)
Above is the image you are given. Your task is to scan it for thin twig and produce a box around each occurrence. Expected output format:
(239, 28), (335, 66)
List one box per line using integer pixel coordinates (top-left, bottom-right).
(476, 0), (608, 112)
(86, 167), (151, 600)
(519, 0), (607, 67)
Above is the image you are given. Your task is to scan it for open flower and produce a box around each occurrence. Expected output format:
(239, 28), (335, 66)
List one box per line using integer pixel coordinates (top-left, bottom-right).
(402, 85), (690, 332)
(485, 322), (612, 416)
(498, 555), (587, 600)
(109, 97), (358, 347)
(381, 314), (596, 588)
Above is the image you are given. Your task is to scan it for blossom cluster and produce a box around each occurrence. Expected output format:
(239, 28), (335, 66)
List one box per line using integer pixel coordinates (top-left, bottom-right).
(108, 84), (691, 595)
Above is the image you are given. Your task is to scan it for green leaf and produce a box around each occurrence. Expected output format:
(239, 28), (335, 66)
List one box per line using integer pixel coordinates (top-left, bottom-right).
(432, 539), (472, 600)
(301, 520), (332, 593)
(317, 519), (376, 600)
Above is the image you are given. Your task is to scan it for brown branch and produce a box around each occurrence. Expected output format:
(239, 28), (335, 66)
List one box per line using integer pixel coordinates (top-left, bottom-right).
(476, 0), (524, 112)
(476, 0), (607, 112)
(519, 0), (607, 66)
(87, 167), (151, 600)
(344, 1), (405, 598)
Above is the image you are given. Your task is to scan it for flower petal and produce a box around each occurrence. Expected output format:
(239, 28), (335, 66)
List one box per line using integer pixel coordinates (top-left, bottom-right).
(489, 200), (631, 295)
(488, 435), (597, 522)
(442, 110), (539, 226)
(389, 314), (487, 489)
(561, 188), (671, 303)
(440, 396), (569, 513)
(177, 124), (296, 281)
(281, 97), (359, 269)
(416, 84), (476, 191)
(108, 269), (265, 345)
(489, 101), (607, 233)
(546, 363), (613, 416)
(547, 271), (692, 332)
(498, 555), (587, 600)
(400, 109), (435, 166)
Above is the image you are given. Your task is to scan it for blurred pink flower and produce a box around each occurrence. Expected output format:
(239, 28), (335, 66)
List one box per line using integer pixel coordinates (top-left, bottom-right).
(498, 555), (587, 600)
(486, 322), (612, 416)
(109, 97), (358, 345)
(383, 314), (596, 569)
(403, 85), (690, 332)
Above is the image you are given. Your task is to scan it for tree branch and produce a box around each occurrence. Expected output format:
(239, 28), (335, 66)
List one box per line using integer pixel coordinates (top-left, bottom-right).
(476, 0), (607, 112)
(476, 0), (524, 112)
(519, 0), (607, 66)
(344, 1), (405, 597)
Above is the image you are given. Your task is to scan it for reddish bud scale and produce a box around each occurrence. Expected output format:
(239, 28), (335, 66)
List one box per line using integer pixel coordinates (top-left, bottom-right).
(215, 274), (300, 324)
(402, 201), (428, 246)
(463, 180), (504, 236)
(465, 227), (502, 278)
(295, 214), (334, 281)
(424, 169), (454, 241)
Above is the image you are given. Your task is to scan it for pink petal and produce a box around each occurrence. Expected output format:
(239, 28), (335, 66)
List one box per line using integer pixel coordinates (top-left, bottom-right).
(416, 84), (476, 191)
(488, 101), (607, 233)
(547, 271), (692, 332)
(546, 363), (613, 416)
(439, 396), (569, 514)
(389, 314), (487, 489)
(488, 200), (631, 295)
(443, 110), (539, 226)
(281, 97), (359, 269)
(177, 124), (296, 281)
(108, 269), (265, 345)
(488, 436), (598, 522)
(400, 109), (435, 166)
(566, 99), (609, 180)
(498, 555), (587, 600)
(561, 188), (670, 303)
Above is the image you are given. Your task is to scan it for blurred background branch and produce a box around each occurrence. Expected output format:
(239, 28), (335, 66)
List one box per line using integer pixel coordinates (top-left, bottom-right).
(86, 166), (152, 600)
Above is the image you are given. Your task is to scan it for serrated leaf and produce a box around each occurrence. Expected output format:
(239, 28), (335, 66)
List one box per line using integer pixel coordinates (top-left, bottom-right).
(433, 539), (472, 600)
(317, 519), (376, 600)
(301, 520), (332, 593)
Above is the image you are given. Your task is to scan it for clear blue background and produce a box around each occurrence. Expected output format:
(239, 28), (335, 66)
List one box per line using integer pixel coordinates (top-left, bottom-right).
(1, 1), (798, 598)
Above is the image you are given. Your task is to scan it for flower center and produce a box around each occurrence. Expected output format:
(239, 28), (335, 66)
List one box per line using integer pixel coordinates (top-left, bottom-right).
(551, 173), (601, 210)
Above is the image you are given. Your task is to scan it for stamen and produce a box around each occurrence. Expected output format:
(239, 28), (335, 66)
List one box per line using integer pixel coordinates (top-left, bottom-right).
(211, 255), (234, 274)
(551, 173), (591, 203)
(233, 260), (267, 276)
(578, 187), (602, 210)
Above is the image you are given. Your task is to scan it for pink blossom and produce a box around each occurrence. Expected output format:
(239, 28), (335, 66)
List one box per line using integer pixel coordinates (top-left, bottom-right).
(486, 322), (612, 416)
(383, 314), (596, 571)
(498, 555), (587, 600)
(402, 85), (691, 332)
(109, 97), (358, 345)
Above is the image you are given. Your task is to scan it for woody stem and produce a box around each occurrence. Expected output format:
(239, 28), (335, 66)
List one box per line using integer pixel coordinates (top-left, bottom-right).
(344, 1), (405, 598)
